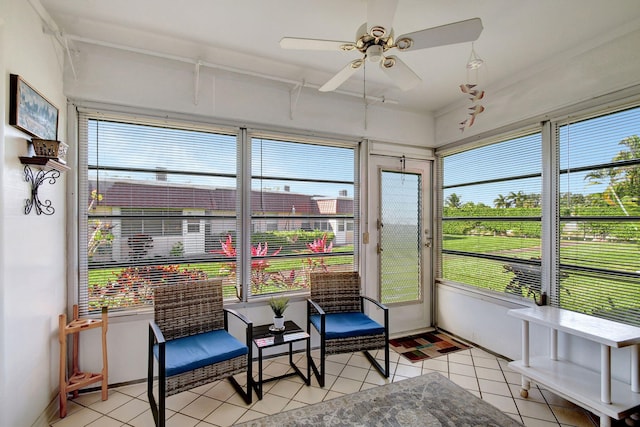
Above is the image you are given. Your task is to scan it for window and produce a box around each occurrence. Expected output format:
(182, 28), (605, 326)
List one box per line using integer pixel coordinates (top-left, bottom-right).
(248, 137), (356, 298)
(78, 112), (358, 314)
(440, 132), (543, 300)
(555, 106), (640, 326)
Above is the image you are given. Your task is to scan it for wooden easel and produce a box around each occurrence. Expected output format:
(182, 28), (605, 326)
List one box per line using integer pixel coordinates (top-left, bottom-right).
(59, 305), (108, 417)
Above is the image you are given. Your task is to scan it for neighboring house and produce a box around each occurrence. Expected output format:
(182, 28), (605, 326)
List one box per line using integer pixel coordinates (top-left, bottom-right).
(88, 179), (353, 261)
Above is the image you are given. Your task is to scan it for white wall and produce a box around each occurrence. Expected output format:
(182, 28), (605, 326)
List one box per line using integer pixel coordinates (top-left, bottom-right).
(2, 1), (68, 426)
(435, 28), (640, 384)
(64, 42), (433, 147)
(436, 27), (640, 145)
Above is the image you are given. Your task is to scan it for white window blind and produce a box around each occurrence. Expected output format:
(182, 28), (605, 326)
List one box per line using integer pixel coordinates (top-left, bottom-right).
(247, 137), (357, 298)
(440, 132), (543, 301)
(79, 112), (239, 314)
(555, 105), (640, 326)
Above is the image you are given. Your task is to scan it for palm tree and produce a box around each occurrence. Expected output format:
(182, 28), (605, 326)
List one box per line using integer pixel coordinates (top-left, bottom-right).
(585, 135), (640, 215)
(507, 191), (527, 208)
(493, 194), (511, 208)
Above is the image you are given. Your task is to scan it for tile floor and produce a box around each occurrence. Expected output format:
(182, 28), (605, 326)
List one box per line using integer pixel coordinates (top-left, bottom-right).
(50, 344), (613, 427)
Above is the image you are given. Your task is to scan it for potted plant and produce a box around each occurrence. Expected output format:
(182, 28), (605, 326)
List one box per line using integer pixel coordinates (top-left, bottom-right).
(269, 296), (289, 330)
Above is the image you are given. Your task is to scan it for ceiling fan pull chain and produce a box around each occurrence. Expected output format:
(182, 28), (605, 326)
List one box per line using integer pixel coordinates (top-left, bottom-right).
(363, 60), (368, 131)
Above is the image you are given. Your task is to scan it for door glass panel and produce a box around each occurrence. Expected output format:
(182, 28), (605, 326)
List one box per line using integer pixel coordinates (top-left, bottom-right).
(380, 170), (422, 304)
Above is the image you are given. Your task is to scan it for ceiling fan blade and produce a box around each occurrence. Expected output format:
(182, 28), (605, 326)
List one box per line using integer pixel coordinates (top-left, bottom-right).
(380, 55), (421, 91)
(280, 37), (355, 51)
(319, 59), (364, 92)
(396, 18), (483, 51)
(366, 0), (399, 38)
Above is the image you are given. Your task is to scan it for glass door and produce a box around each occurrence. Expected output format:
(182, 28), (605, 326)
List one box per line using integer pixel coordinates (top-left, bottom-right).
(366, 155), (432, 334)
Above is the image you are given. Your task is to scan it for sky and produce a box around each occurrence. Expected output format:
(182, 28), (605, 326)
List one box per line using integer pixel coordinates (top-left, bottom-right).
(443, 106), (640, 207)
(87, 120), (355, 199)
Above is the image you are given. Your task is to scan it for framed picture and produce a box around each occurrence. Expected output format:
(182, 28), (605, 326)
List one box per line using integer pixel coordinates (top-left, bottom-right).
(9, 74), (59, 140)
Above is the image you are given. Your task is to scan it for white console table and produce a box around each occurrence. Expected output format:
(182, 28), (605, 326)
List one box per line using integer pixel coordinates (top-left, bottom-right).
(508, 306), (640, 427)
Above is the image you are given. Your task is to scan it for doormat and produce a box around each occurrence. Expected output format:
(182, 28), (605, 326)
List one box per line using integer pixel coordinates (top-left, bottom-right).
(390, 331), (471, 363)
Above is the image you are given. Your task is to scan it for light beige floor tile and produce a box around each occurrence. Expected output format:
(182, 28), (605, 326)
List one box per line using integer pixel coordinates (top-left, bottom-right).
(166, 412), (199, 427)
(448, 352), (473, 365)
(339, 365), (370, 382)
(117, 382), (148, 398)
(51, 407), (102, 427)
(541, 389), (581, 409)
(69, 390), (106, 408)
(249, 393), (290, 415)
(326, 353), (351, 364)
(202, 402), (247, 427)
(473, 356), (502, 369)
(323, 359), (347, 376)
(262, 361), (293, 378)
(449, 373), (480, 391)
(127, 408), (157, 427)
(521, 416), (561, 426)
(422, 357), (448, 374)
(478, 378), (512, 396)
(449, 361), (476, 377)
(235, 410), (269, 424)
(107, 398), (149, 423)
(324, 390), (346, 401)
(282, 399), (307, 411)
(470, 347), (497, 359)
(330, 377), (363, 394)
(180, 395), (222, 420)
(266, 379), (304, 399)
(504, 369), (525, 385)
(550, 405), (594, 426)
(481, 393), (519, 414)
(347, 353), (372, 369)
(85, 416), (125, 427)
(165, 391), (200, 412)
(89, 391), (132, 414)
(203, 381), (237, 401)
(394, 363), (422, 378)
(516, 399), (558, 422)
(292, 385), (328, 404)
(475, 366), (506, 382)
(364, 369), (391, 385)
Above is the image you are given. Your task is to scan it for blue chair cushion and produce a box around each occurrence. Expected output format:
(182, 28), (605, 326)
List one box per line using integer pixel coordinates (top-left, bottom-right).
(154, 329), (248, 377)
(310, 312), (385, 339)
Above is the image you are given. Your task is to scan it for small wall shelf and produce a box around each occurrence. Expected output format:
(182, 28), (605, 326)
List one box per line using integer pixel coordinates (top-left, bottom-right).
(19, 156), (69, 215)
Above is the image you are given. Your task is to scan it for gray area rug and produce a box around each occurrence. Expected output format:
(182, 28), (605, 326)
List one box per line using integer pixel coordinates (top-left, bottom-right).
(236, 372), (522, 426)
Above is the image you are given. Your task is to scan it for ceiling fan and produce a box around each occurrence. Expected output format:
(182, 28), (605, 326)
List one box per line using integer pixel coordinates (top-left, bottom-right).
(280, 0), (483, 92)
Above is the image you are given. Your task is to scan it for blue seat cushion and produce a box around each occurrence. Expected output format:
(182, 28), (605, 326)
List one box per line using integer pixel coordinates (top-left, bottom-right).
(154, 329), (248, 377)
(310, 312), (385, 339)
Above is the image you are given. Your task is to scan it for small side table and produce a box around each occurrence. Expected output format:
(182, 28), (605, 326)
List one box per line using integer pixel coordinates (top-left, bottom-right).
(252, 320), (310, 399)
(59, 305), (108, 418)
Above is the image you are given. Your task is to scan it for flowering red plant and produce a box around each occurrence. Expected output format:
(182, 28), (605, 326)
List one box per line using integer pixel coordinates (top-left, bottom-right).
(212, 234), (283, 293)
(304, 233), (333, 272)
(306, 233), (333, 253)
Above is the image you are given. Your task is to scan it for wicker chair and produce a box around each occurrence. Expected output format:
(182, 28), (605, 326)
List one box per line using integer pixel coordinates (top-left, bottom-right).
(307, 271), (389, 387)
(148, 278), (253, 427)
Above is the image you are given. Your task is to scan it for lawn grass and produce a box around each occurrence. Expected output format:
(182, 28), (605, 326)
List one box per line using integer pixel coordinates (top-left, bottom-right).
(443, 234), (640, 322)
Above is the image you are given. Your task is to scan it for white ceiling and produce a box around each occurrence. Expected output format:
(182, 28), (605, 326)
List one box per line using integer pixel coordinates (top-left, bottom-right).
(39, 0), (640, 114)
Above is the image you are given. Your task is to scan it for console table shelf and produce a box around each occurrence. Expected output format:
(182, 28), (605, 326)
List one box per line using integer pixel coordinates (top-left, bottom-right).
(508, 306), (640, 427)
